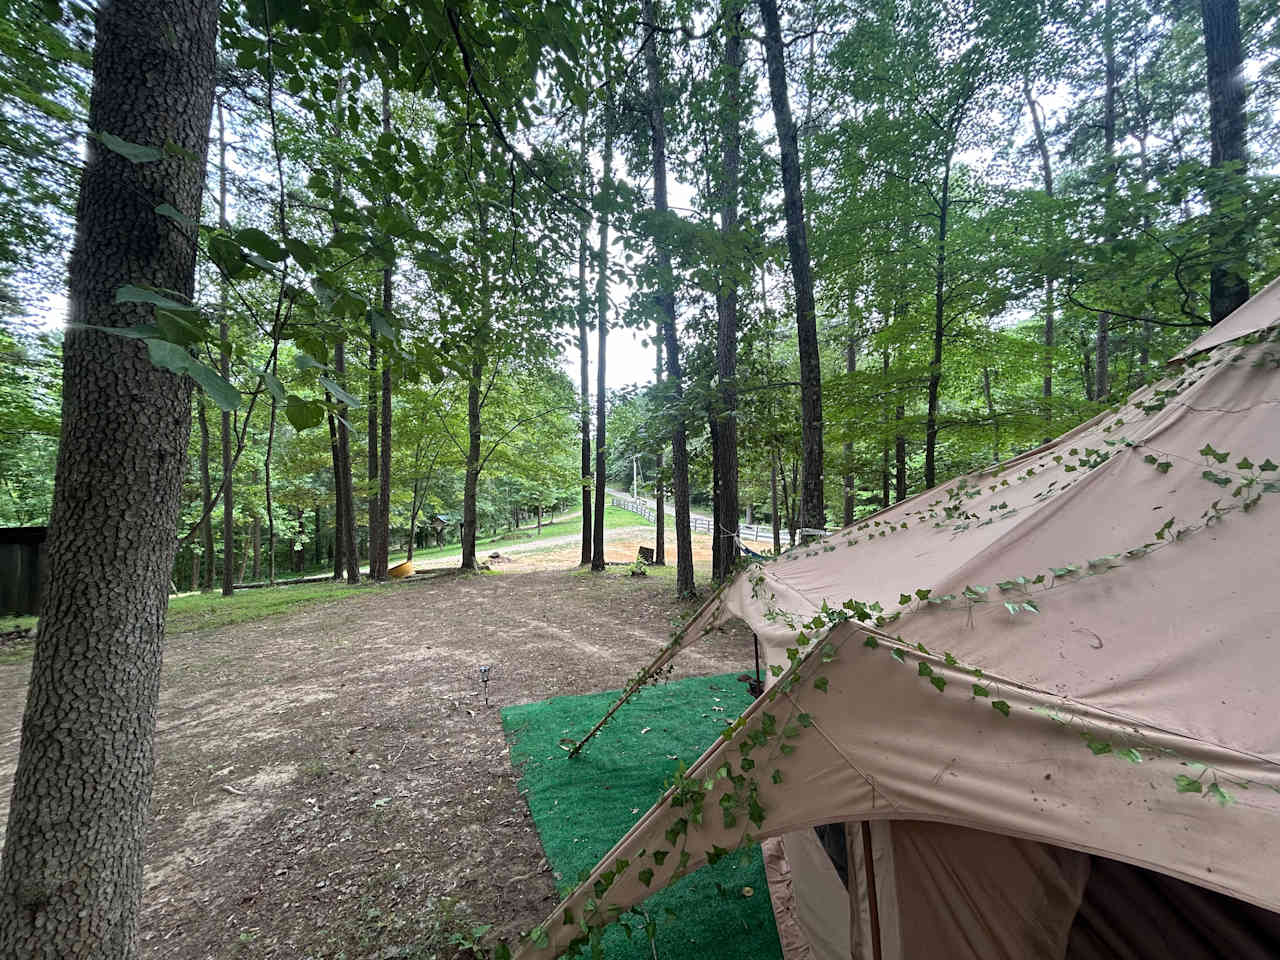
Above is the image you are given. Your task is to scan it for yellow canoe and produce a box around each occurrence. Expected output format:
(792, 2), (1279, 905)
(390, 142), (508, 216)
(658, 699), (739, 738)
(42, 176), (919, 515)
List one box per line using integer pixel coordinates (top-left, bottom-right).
(389, 560), (414, 579)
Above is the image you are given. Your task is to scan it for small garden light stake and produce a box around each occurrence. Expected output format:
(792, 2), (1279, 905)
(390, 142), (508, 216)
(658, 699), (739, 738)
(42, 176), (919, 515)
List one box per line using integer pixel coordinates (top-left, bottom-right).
(479, 664), (492, 706)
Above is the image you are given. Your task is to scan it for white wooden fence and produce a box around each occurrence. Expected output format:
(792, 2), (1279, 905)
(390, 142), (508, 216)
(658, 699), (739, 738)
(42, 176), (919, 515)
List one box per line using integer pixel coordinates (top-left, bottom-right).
(610, 495), (773, 542)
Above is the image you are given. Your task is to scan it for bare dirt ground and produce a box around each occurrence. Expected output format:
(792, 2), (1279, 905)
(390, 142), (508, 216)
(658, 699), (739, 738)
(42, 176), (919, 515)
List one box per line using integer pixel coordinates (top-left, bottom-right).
(0, 565), (753, 959)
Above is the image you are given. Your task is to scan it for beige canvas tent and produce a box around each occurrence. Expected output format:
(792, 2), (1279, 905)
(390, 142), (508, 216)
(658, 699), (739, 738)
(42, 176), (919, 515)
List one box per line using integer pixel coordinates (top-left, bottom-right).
(513, 281), (1280, 960)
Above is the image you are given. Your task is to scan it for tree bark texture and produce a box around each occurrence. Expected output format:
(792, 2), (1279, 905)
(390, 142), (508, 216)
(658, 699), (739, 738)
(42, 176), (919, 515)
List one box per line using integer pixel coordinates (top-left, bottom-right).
(1200, 0), (1250, 322)
(368, 315), (379, 571)
(591, 108), (613, 573)
(577, 113), (593, 566)
(644, 0), (694, 596)
(713, 0), (744, 581)
(0, 1), (219, 955)
(759, 0), (824, 535)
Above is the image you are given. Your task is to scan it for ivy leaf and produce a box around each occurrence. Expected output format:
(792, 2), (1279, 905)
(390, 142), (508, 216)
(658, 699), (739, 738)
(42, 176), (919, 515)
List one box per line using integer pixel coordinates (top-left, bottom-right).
(638, 869), (653, 887)
(771, 769), (783, 785)
(1206, 782), (1234, 807)
(972, 684), (990, 698)
(899, 593), (912, 606)
(652, 850), (668, 866)
(1174, 774), (1203, 794)
(890, 648), (905, 664)
(992, 700), (1011, 717)
(1022, 600), (1039, 614)
(96, 130), (164, 163)
(1236, 457), (1254, 471)
(530, 927), (549, 948)
(1154, 517), (1175, 540)
(929, 676), (946, 693)
(813, 676), (828, 693)
(797, 713), (813, 727)
(917, 662), (933, 678)
(1259, 459), (1278, 472)
(1202, 470), (1231, 487)
(914, 588), (932, 601)
(1117, 748), (1142, 764)
(154, 202), (195, 229)
(863, 636), (878, 649)
(1155, 461), (1171, 473)
(1004, 601), (1020, 616)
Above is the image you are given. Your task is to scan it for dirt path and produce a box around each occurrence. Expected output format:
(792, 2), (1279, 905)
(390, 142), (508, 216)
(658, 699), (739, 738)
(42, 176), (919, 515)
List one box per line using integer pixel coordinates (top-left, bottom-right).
(0, 568), (754, 959)
(413, 524), (652, 570)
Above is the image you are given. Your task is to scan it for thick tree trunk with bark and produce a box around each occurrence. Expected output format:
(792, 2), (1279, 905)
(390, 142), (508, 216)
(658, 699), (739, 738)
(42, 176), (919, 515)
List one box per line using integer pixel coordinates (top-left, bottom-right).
(712, 0), (744, 581)
(591, 108), (613, 573)
(644, 0), (694, 595)
(368, 316), (379, 571)
(1200, 0), (1250, 322)
(760, 0), (824, 536)
(577, 114), (593, 565)
(0, 1), (219, 954)
(265, 395), (276, 584)
(461, 360), (482, 571)
(197, 389), (214, 590)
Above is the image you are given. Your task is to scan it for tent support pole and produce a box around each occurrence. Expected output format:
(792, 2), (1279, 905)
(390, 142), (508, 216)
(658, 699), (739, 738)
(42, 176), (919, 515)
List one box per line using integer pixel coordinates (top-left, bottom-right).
(848, 821), (882, 960)
(568, 580), (732, 758)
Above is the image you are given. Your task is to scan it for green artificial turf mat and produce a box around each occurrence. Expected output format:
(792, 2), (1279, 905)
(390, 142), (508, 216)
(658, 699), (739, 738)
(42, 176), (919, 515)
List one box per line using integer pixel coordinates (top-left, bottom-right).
(502, 673), (783, 960)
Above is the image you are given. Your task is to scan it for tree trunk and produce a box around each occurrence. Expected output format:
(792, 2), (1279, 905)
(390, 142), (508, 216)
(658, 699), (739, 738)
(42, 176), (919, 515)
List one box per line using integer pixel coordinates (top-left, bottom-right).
(1200, 0), (1250, 322)
(881, 350), (891, 508)
(591, 103), (613, 573)
(197, 389), (214, 591)
(334, 340), (359, 584)
(407, 478), (420, 563)
(190, 549), (200, 593)
(1023, 79), (1055, 413)
(644, 0), (694, 596)
(576, 113), (593, 566)
(924, 157), (952, 490)
(461, 360), (482, 571)
(713, 0), (744, 581)
(265, 394), (276, 584)
(842, 333), (858, 527)
(894, 406), (907, 503)
(328, 409), (345, 580)
(770, 456), (781, 554)
(0, 1), (218, 953)
(982, 366), (999, 462)
(1097, 0), (1116, 401)
(251, 514), (260, 581)
(372, 85), (394, 581)
(368, 311), (379, 572)
(760, 0), (823, 536)
(217, 99), (234, 597)
(654, 329), (665, 565)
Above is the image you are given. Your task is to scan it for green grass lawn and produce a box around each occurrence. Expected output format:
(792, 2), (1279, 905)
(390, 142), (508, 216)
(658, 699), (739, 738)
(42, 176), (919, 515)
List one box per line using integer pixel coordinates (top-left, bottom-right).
(164, 579), (384, 635)
(2, 504), (654, 654)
